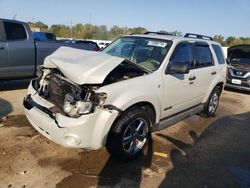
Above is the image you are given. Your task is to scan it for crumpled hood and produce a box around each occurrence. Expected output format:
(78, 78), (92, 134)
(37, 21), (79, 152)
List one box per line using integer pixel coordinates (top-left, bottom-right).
(44, 46), (125, 85)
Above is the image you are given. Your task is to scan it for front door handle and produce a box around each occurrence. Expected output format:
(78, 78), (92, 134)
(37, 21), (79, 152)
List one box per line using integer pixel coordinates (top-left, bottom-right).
(211, 71), (217, 75)
(189, 75), (196, 81)
(0, 47), (5, 50)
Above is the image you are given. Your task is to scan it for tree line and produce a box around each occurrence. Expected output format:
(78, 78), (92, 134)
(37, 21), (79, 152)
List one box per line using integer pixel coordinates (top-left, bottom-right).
(28, 21), (250, 46)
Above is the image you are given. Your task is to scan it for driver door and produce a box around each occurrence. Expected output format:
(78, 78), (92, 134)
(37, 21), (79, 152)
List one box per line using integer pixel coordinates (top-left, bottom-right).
(162, 41), (202, 118)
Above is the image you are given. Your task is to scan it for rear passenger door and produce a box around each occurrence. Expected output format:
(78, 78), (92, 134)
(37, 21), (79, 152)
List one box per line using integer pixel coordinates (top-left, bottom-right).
(192, 42), (217, 99)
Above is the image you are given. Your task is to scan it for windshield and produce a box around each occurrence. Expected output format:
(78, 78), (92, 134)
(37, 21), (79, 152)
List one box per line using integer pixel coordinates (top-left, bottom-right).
(231, 58), (250, 64)
(102, 37), (172, 71)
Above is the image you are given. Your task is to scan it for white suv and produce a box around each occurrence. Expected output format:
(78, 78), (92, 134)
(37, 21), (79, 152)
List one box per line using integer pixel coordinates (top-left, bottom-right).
(23, 32), (226, 160)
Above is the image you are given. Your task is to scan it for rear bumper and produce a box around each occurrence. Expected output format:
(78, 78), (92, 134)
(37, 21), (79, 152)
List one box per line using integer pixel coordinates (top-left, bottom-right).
(23, 82), (119, 149)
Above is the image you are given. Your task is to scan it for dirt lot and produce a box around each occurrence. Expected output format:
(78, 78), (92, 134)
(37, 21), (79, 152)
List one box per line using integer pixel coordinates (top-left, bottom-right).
(0, 80), (249, 188)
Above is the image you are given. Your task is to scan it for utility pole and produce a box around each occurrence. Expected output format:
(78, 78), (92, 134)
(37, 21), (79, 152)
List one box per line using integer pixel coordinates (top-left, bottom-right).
(89, 12), (92, 24)
(13, 14), (17, 20)
(70, 21), (73, 39)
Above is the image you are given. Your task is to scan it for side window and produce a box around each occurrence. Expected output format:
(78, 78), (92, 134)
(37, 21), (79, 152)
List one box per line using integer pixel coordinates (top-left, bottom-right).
(195, 45), (213, 68)
(170, 43), (193, 67)
(212, 44), (225, 64)
(0, 22), (5, 42)
(4, 22), (27, 41)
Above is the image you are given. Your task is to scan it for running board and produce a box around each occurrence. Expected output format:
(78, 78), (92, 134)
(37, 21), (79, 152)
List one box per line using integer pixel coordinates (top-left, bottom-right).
(155, 104), (204, 131)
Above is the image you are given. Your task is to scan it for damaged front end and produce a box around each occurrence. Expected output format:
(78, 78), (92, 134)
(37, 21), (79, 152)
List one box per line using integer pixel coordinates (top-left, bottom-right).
(23, 47), (152, 149)
(31, 67), (107, 118)
(28, 58), (148, 119)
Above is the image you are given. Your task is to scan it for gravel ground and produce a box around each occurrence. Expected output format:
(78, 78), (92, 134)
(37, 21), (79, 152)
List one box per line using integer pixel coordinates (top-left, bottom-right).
(0, 80), (249, 188)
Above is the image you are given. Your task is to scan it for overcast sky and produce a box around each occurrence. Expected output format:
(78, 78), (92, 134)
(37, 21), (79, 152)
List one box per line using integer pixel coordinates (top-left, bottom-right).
(0, 0), (250, 37)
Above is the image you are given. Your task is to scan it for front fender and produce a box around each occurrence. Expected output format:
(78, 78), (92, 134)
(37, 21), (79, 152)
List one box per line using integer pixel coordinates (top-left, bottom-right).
(97, 74), (163, 123)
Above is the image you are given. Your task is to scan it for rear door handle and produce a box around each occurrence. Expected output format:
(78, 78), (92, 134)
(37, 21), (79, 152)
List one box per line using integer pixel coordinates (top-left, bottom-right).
(211, 71), (217, 75)
(0, 47), (5, 50)
(189, 75), (196, 81)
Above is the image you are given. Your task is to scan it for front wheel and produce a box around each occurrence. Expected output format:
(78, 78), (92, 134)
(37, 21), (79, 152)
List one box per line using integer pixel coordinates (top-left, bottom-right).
(106, 107), (151, 160)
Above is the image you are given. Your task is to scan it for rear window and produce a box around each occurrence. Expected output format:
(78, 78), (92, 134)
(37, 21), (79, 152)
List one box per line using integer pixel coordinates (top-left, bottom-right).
(195, 45), (213, 68)
(212, 44), (225, 64)
(4, 22), (27, 41)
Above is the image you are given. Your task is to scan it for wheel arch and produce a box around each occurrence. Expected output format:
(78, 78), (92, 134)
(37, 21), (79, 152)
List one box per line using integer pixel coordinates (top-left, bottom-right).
(203, 81), (224, 103)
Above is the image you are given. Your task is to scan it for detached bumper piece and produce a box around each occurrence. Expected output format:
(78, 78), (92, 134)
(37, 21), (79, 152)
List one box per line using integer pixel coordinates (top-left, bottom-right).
(23, 94), (58, 125)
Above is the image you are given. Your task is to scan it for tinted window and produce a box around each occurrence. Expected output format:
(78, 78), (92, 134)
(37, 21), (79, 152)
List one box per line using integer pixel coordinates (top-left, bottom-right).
(212, 44), (225, 64)
(4, 22), (27, 41)
(195, 45), (213, 68)
(170, 43), (193, 67)
(45, 33), (56, 40)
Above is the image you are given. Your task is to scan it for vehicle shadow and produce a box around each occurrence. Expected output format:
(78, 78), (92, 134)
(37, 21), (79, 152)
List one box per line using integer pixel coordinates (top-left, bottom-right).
(97, 135), (153, 187)
(0, 79), (30, 91)
(224, 87), (250, 95)
(157, 112), (250, 188)
(0, 97), (13, 119)
(55, 136), (153, 188)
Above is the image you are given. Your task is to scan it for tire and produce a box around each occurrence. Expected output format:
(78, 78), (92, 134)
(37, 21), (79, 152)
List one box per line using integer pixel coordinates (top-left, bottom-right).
(106, 106), (151, 160)
(201, 87), (221, 117)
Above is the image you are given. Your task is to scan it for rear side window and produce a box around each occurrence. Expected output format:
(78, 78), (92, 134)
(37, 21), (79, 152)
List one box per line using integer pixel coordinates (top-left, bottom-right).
(170, 43), (194, 67)
(4, 22), (27, 41)
(0, 22), (6, 42)
(195, 45), (213, 68)
(212, 44), (225, 64)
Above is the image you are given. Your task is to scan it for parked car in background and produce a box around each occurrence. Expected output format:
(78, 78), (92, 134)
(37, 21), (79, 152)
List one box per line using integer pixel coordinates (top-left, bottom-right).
(98, 42), (111, 49)
(33, 32), (56, 41)
(24, 32), (226, 160)
(226, 45), (250, 91)
(0, 19), (100, 80)
(63, 39), (100, 51)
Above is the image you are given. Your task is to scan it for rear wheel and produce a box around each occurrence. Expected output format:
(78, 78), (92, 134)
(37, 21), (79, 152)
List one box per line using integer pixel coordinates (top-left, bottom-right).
(201, 87), (221, 117)
(106, 107), (151, 160)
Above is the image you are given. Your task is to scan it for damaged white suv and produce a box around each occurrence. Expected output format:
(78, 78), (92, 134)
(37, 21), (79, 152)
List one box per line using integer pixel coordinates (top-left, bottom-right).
(24, 32), (226, 159)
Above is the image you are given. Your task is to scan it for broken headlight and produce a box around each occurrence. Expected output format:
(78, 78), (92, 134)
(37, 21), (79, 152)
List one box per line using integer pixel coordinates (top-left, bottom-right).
(63, 92), (107, 117)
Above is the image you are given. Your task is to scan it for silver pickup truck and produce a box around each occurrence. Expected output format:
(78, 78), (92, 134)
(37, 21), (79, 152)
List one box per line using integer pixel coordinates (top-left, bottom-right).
(0, 19), (98, 80)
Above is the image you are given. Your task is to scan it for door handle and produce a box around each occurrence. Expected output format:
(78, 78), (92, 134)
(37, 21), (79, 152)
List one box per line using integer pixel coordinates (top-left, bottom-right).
(189, 75), (196, 81)
(211, 71), (217, 75)
(0, 47), (5, 50)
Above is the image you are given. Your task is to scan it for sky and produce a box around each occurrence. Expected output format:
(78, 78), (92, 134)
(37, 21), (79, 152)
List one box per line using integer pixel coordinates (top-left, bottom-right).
(0, 0), (250, 38)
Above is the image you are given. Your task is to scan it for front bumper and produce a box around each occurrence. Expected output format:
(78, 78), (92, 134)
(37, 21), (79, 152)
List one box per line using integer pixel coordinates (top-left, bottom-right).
(225, 83), (250, 92)
(226, 69), (250, 92)
(23, 82), (119, 149)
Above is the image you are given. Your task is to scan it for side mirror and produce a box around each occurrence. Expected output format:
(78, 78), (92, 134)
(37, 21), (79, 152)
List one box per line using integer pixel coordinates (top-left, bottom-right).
(165, 61), (190, 74)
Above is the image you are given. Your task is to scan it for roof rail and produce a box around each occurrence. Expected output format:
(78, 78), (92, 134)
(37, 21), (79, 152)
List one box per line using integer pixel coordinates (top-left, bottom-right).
(144, 31), (174, 36)
(184, 33), (213, 41)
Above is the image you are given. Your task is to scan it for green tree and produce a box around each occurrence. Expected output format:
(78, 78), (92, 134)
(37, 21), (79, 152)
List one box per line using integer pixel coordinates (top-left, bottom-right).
(82, 24), (93, 39)
(226, 36), (236, 46)
(127, 27), (147, 35)
(110, 25), (125, 38)
(213, 35), (225, 46)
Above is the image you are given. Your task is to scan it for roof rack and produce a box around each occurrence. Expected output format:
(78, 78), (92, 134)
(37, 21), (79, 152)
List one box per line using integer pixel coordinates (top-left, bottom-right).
(184, 33), (213, 41)
(144, 31), (174, 36)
